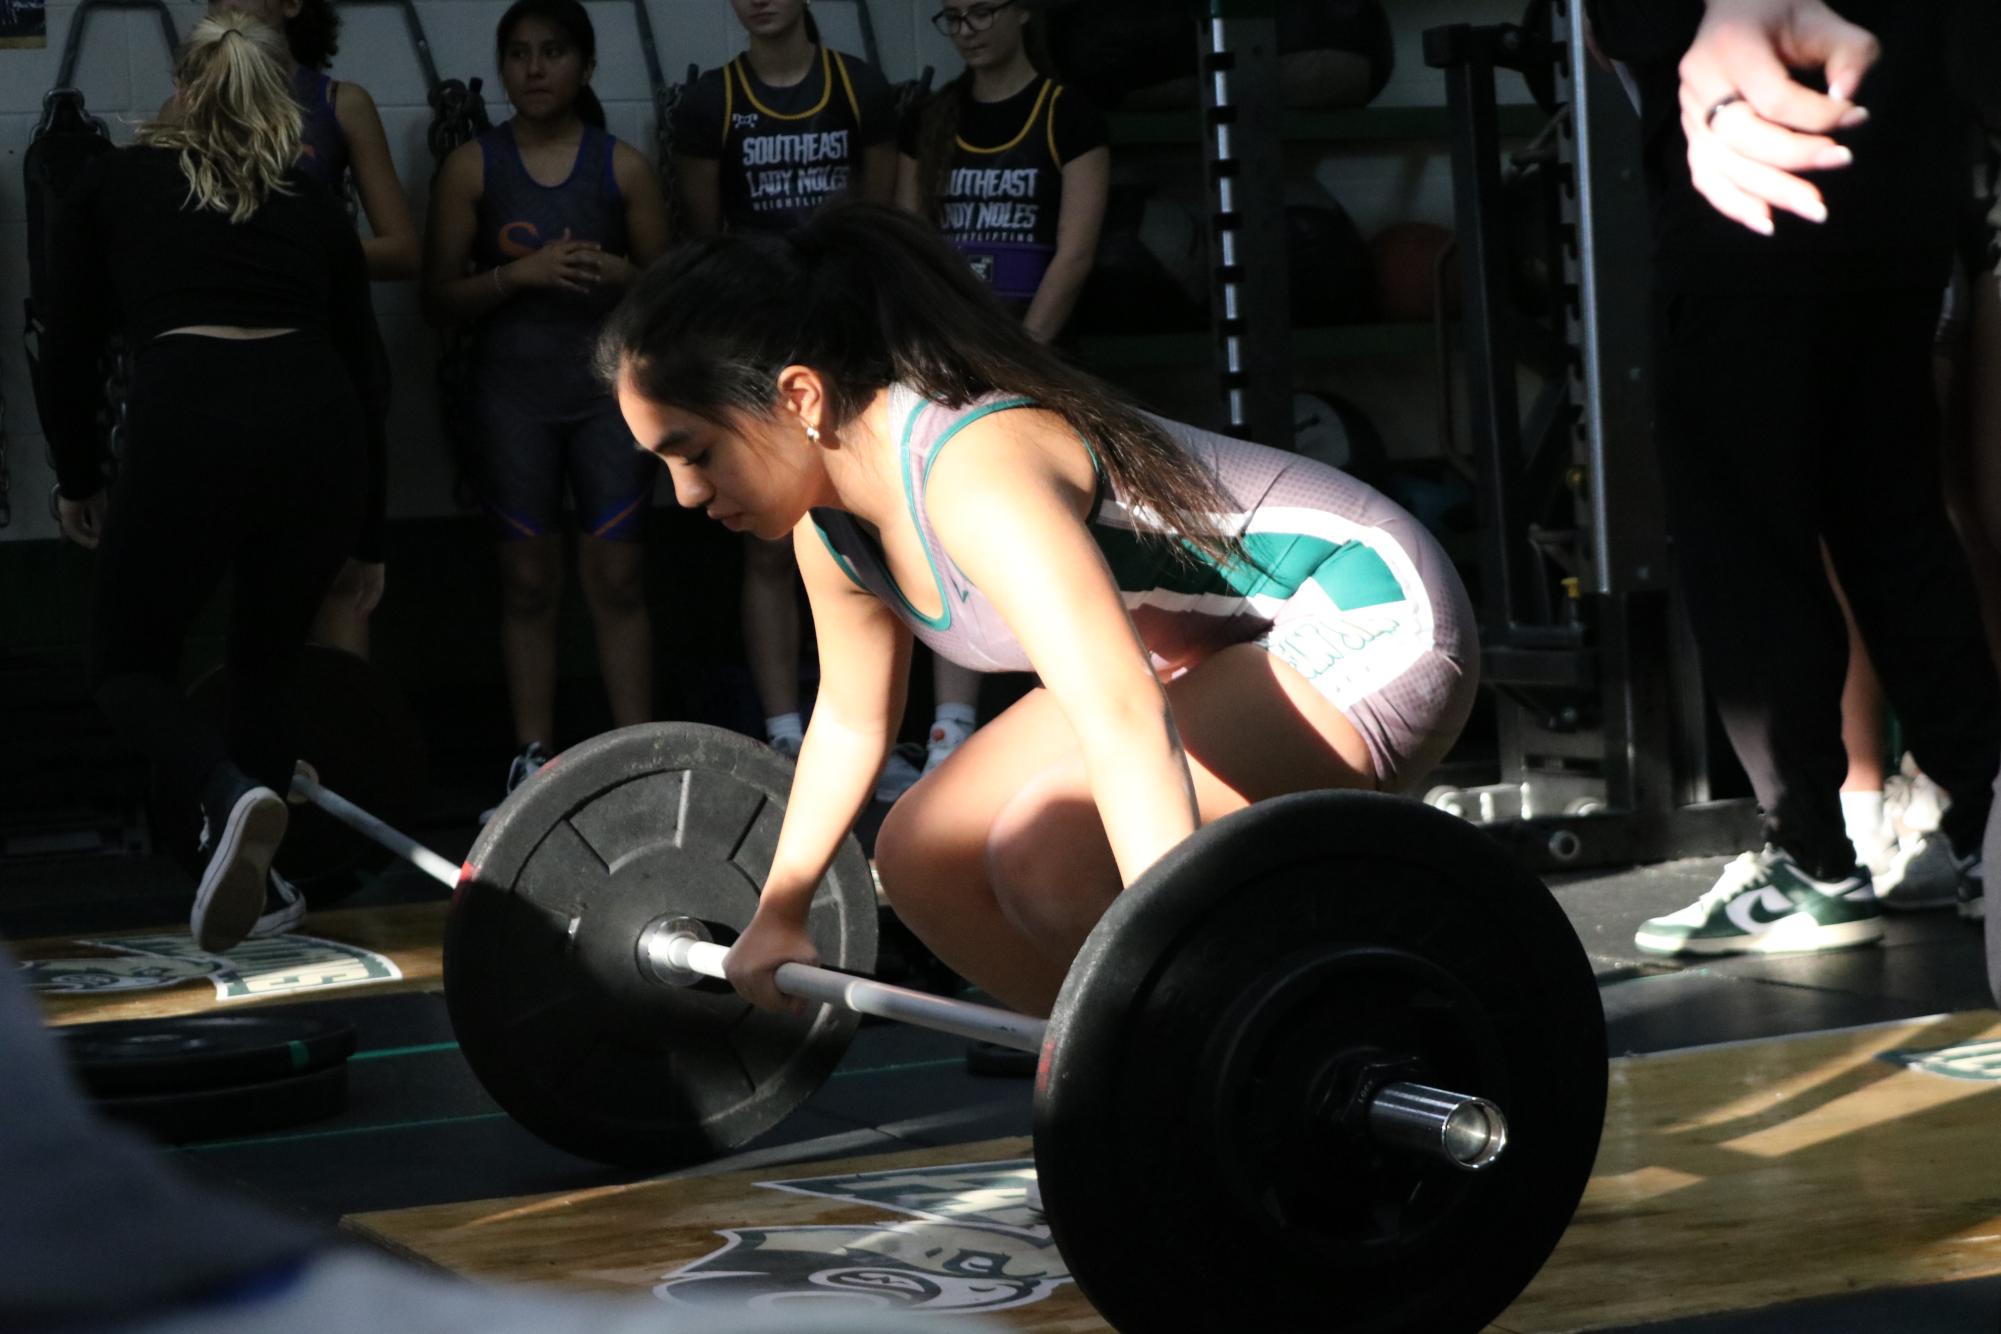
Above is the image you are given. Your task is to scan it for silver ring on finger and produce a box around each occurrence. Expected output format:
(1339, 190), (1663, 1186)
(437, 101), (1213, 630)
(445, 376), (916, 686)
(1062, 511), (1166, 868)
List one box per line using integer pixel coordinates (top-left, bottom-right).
(1704, 92), (1746, 129)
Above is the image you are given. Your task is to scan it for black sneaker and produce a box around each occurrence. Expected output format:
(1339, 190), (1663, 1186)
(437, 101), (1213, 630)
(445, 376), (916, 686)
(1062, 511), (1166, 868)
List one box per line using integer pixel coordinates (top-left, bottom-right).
(190, 767), (288, 954)
(247, 869), (308, 940)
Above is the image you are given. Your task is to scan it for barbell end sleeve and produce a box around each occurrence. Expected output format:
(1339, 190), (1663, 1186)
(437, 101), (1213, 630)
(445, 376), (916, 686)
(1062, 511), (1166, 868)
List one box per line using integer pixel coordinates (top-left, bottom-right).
(1366, 1081), (1509, 1171)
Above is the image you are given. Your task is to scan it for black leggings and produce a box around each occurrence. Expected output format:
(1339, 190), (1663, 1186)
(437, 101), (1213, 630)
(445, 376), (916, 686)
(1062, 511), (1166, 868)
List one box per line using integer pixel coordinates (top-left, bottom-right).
(1654, 286), (2001, 877)
(90, 332), (364, 824)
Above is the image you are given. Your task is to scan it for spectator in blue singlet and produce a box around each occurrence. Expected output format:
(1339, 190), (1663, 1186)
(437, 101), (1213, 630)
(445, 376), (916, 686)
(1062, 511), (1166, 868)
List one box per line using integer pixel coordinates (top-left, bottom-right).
(671, 0), (899, 773)
(596, 204), (1479, 1020)
(894, 0), (1112, 786)
(423, 0), (671, 819)
(186, 0), (418, 660)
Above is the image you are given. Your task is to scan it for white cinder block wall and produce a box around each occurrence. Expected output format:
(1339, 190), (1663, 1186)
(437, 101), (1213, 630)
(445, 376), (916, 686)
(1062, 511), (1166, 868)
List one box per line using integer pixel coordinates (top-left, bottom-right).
(0, 0), (1529, 543)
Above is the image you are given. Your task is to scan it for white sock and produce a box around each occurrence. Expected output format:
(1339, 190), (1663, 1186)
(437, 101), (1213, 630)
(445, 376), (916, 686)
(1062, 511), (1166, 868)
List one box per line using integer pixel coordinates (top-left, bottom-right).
(933, 702), (978, 730)
(766, 712), (803, 745)
(1841, 789), (1885, 846)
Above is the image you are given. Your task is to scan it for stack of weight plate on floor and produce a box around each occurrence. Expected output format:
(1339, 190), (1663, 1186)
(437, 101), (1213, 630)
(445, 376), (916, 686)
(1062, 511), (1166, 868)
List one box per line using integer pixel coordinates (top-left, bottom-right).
(59, 1015), (358, 1143)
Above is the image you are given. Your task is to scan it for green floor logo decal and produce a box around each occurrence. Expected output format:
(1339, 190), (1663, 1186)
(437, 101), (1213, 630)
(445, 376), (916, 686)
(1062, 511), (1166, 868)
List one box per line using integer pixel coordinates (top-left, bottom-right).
(79, 934), (402, 1001)
(19, 947), (226, 994)
(653, 1160), (1069, 1314)
(1882, 1038), (2001, 1082)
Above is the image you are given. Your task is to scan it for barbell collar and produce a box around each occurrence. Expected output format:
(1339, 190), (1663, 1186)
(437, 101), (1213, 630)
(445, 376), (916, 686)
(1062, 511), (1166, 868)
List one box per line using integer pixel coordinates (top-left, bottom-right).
(643, 926), (1048, 1054)
(294, 772), (460, 890)
(1366, 1081), (1509, 1171)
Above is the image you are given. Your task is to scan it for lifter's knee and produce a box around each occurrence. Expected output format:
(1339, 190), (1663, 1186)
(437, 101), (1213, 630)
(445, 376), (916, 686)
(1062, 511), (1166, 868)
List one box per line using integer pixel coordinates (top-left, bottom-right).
(873, 787), (942, 917)
(984, 781), (1119, 960)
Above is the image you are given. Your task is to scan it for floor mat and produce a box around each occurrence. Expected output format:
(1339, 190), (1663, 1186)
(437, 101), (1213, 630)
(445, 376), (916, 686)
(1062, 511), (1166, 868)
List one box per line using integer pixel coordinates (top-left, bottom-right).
(345, 1011), (2001, 1331)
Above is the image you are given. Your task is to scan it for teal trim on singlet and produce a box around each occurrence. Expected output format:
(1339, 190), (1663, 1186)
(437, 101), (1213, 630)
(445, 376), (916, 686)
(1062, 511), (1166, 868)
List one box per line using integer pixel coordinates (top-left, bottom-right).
(892, 400), (953, 630)
(1308, 541), (1405, 609)
(884, 394), (1038, 631)
(810, 520), (868, 591)
(1093, 527), (1404, 610)
(921, 397), (1038, 482)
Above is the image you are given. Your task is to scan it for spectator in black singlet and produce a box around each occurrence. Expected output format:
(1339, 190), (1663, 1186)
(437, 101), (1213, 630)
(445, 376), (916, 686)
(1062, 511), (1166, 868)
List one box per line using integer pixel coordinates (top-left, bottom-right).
(672, 0), (898, 769)
(895, 0), (1111, 786)
(423, 0), (670, 819)
(177, 0), (417, 661)
(899, 0), (1109, 343)
(45, 12), (388, 954)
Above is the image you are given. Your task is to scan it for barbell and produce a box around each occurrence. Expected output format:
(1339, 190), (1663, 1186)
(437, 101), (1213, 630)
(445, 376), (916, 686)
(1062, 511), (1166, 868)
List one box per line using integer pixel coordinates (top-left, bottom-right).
(293, 720), (1608, 1333)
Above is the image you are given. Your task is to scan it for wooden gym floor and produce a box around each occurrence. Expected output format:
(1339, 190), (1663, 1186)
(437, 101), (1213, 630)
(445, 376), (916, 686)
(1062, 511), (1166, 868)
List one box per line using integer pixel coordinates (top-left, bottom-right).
(9, 775), (2001, 1333)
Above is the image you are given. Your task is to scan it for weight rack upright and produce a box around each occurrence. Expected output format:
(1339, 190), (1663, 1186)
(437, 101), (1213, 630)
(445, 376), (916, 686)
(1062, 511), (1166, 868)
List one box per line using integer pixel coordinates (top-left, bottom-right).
(1422, 7), (1758, 871)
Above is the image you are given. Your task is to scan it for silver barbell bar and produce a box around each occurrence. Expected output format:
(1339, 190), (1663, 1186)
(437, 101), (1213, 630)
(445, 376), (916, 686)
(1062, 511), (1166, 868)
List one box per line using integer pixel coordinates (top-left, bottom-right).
(292, 770), (461, 889)
(639, 917), (1049, 1052)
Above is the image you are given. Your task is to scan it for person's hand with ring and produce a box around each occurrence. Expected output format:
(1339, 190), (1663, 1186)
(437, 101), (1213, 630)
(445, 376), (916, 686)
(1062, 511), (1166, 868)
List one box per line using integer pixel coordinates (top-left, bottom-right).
(1677, 0), (1880, 235)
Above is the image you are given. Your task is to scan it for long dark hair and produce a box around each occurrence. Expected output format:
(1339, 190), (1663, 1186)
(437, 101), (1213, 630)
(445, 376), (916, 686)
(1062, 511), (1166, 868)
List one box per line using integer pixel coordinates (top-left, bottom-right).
(597, 202), (1243, 565)
(285, 0), (340, 70)
(914, 11), (1053, 219)
(497, 0), (607, 128)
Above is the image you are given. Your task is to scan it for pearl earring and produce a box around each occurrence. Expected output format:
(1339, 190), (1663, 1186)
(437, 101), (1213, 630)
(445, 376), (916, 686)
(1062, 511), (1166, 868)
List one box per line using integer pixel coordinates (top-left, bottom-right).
(805, 424), (822, 443)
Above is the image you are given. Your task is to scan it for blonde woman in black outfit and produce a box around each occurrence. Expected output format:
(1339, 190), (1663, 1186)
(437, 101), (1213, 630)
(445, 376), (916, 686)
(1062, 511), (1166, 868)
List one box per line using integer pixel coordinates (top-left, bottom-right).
(46, 11), (386, 953)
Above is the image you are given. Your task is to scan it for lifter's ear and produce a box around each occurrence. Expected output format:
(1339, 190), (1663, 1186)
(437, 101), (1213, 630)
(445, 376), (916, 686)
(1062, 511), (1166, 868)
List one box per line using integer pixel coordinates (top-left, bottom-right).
(775, 364), (834, 444)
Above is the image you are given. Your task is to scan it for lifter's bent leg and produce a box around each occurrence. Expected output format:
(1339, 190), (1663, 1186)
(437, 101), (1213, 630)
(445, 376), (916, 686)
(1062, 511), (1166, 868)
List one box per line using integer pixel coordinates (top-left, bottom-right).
(874, 643), (1380, 1015)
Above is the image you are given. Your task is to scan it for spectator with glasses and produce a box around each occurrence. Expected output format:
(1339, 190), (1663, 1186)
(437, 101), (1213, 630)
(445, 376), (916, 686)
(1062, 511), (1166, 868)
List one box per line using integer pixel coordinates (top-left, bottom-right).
(900, 0), (1107, 346)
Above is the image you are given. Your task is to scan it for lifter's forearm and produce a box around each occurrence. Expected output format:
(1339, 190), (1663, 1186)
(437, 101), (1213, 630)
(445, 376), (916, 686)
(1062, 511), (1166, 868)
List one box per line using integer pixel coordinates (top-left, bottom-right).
(1072, 693), (1200, 889)
(759, 713), (896, 919)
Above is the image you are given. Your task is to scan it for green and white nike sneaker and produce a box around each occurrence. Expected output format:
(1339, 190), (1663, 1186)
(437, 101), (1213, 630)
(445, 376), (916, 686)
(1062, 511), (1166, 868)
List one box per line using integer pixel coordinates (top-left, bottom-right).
(1635, 846), (1883, 956)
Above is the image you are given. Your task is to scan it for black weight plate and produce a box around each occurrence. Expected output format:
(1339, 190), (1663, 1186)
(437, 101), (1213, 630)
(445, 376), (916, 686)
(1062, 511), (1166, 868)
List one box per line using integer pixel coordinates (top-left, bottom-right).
(1035, 790), (1606, 1334)
(445, 722), (878, 1168)
(174, 644), (427, 901)
(61, 1013), (357, 1098)
(95, 1061), (350, 1144)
